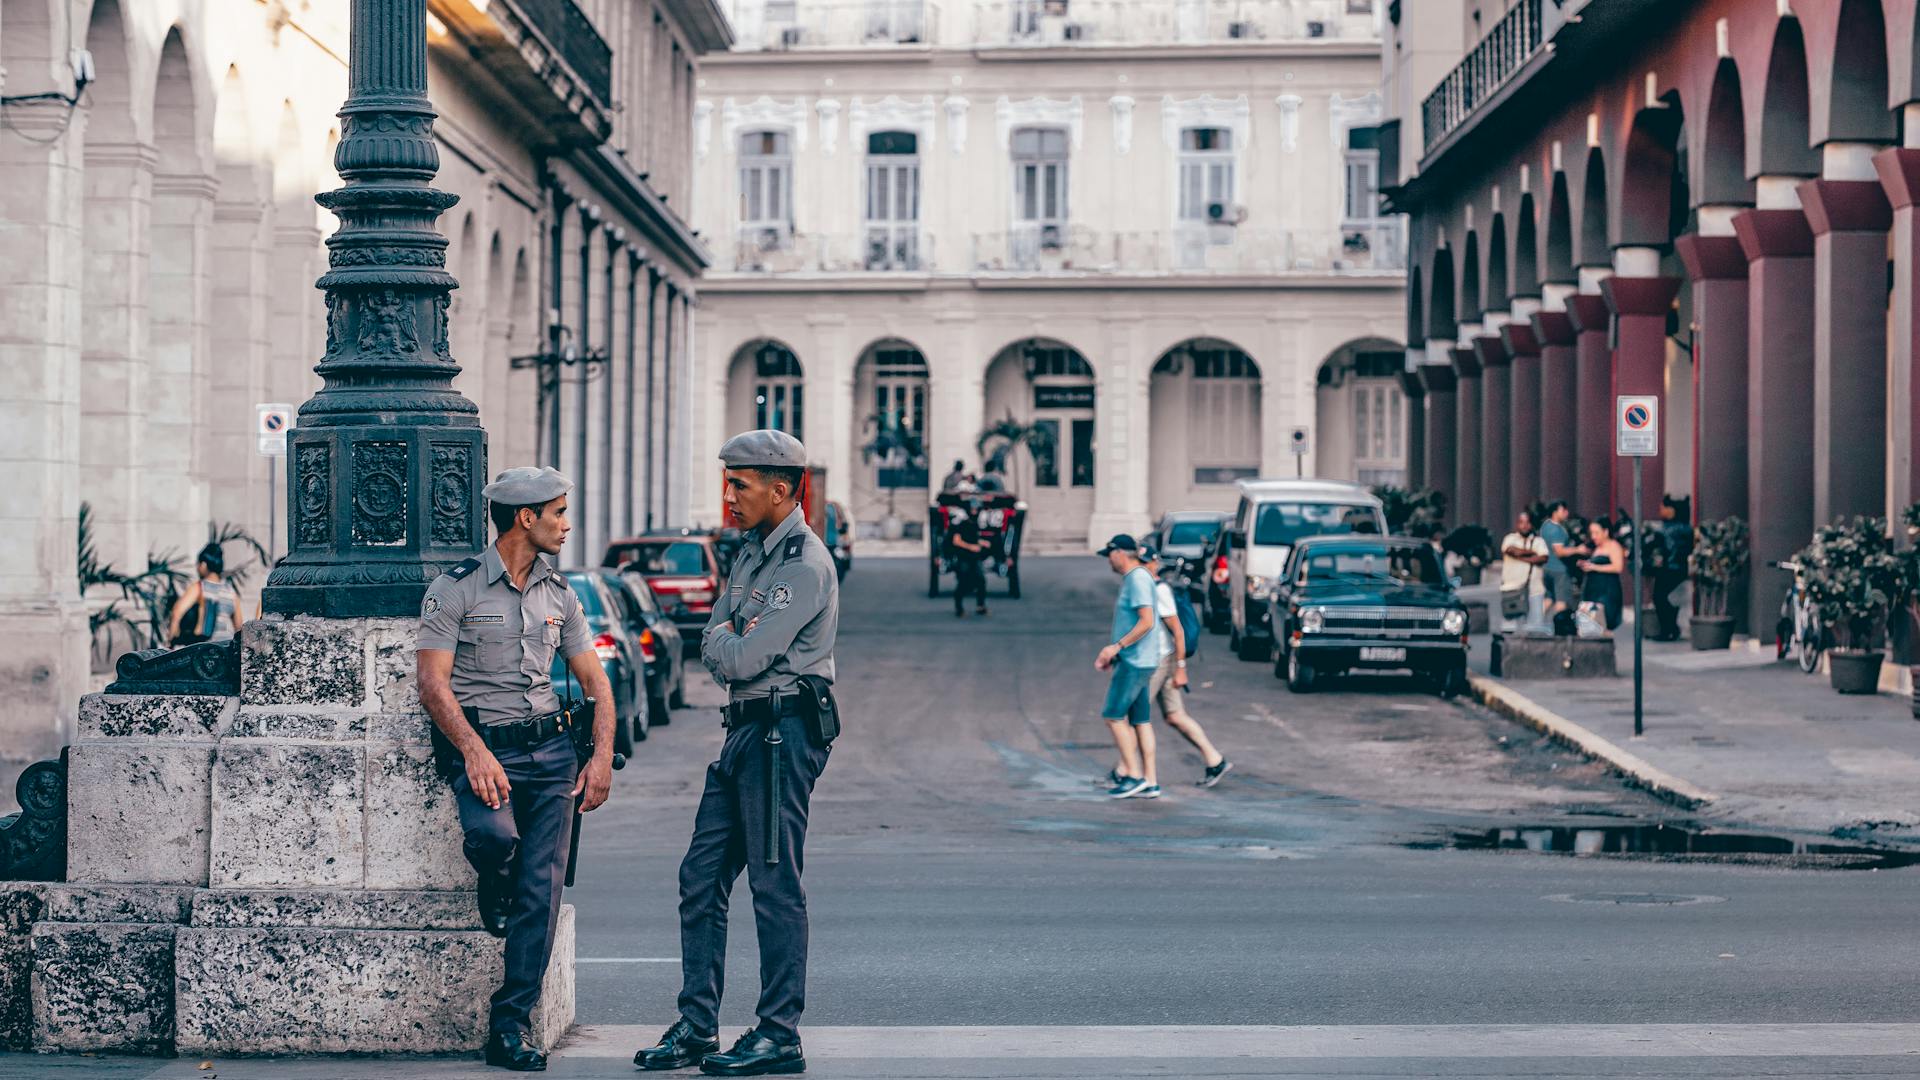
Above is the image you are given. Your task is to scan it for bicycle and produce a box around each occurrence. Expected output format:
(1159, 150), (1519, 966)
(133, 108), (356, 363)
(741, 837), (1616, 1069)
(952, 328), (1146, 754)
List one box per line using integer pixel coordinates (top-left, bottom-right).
(1770, 559), (1825, 674)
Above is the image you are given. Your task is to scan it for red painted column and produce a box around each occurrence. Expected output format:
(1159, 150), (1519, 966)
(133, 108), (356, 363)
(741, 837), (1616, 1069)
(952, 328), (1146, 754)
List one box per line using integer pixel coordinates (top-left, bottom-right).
(1600, 274), (1682, 523)
(1875, 147), (1920, 516)
(1452, 347), (1483, 527)
(1418, 360), (1458, 515)
(1475, 332), (1512, 526)
(1798, 177), (1892, 524)
(1502, 319), (1543, 510)
(1732, 206), (1815, 644)
(1529, 309), (1578, 504)
(1566, 294), (1613, 517)
(1674, 233), (1751, 526)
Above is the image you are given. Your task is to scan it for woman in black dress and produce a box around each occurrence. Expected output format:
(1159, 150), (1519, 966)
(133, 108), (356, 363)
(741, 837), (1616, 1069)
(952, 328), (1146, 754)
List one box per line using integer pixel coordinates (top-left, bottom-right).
(1577, 517), (1627, 631)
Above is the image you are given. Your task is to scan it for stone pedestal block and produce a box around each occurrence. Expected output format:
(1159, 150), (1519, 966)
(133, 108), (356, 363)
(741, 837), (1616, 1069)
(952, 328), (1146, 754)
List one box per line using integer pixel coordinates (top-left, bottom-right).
(365, 740), (470, 891)
(173, 902), (575, 1054)
(1492, 634), (1618, 678)
(31, 922), (178, 1053)
(78, 694), (234, 740)
(0, 886), (46, 1051)
(211, 743), (366, 889)
(240, 616), (394, 708)
(66, 742), (215, 885)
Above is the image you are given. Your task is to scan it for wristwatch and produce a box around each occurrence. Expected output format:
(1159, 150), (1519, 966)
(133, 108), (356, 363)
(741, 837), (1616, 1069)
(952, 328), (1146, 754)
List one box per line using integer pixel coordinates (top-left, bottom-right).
(1176, 660), (1187, 669)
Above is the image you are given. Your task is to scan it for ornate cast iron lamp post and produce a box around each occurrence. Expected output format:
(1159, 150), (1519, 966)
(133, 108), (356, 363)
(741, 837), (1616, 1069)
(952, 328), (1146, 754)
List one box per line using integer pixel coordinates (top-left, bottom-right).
(263, 0), (486, 618)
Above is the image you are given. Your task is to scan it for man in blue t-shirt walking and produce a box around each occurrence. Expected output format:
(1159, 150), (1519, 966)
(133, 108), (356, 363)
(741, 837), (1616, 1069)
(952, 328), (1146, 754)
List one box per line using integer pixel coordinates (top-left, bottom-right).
(1094, 534), (1162, 799)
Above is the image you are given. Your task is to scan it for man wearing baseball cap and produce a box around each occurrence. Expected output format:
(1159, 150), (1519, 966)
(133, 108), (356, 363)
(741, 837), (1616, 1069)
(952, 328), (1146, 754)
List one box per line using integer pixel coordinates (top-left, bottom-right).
(1094, 533), (1162, 799)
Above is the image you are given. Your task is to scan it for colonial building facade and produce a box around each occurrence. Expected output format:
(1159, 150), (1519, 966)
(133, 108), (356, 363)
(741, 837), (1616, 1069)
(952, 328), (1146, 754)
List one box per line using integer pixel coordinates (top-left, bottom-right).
(0, 0), (723, 764)
(1384, 0), (1920, 635)
(688, 0), (1406, 545)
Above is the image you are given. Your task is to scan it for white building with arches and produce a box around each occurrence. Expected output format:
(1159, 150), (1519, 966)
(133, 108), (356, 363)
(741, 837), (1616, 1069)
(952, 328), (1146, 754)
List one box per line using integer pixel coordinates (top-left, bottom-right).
(689, 0), (1409, 545)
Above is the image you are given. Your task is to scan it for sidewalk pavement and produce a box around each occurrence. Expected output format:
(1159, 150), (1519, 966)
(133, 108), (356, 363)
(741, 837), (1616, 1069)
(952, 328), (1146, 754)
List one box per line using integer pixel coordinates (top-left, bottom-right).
(1461, 586), (1920, 847)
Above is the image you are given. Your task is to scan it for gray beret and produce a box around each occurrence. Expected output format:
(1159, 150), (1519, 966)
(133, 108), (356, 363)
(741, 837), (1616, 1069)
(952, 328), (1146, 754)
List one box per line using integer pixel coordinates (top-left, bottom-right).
(482, 466), (573, 505)
(718, 428), (807, 468)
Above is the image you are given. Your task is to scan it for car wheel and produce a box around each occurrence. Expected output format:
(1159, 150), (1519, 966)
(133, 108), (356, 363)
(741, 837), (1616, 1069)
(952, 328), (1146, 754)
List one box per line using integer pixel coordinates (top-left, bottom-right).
(1272, 645), (1287, 680)
(648, 695), (669, 734)
(668, 681), (685, 711)
(1207, 607), (1230, 635)
(1008, 563), (1022, 599)
(1438, 665), (1467, 700)
(614, 710), (635, 757)
(928, 560), (940, 598)
(1286, 649), (1315, 693)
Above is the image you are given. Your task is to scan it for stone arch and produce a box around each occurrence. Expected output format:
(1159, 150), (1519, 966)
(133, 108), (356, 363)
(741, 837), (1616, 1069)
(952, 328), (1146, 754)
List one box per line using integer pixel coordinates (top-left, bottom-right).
(1825, 0), (1896, 144)
(851, 337), (932, 529)
(80, 0), (136, 144)
(1459, 229), (1481, 322)
(1759, 18), (1820, 176)
(1512, 194), (1540, 297)
(477, 232), (509, 454)
(983, 337), (1095, 537)
(1700, 59), (1753, 205)
(1576, 147), (1609, 267)
(1486, 213), (1509, 308)
(1427, 246), (1456, 340)
(1151, 338), (1263, 514)
(1619, 95), (1686, 249)
(726, 338), (806, 443)
(1314, 337), (1411, 486)
(503, 247), (540, 467)
(1544, 171), (1574, 282)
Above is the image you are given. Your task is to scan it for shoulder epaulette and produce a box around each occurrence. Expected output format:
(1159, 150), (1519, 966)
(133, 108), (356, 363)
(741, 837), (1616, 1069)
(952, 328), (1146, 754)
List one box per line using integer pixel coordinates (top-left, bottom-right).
(782, 534), (806, 562)
(444, 557), (482, 581)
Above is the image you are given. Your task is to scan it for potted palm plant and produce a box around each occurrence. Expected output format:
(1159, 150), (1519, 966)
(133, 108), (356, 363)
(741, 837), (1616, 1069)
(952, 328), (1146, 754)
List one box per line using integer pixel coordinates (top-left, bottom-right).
(859, 409), (925, 540)
(1800, 516), (1902, 694)
(1687, 515), (1747, 651)
(975, 412), (1055, 495)
(1440, 524), (1494, 586)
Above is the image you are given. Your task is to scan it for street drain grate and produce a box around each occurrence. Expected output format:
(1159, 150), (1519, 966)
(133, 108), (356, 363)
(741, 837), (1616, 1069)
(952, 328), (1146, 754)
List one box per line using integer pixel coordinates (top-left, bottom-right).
(1545, 892), (1726, 906)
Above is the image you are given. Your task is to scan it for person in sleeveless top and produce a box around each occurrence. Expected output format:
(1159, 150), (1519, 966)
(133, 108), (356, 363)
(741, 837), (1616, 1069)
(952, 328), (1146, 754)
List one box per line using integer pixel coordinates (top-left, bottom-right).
(168, 543), (245, 645)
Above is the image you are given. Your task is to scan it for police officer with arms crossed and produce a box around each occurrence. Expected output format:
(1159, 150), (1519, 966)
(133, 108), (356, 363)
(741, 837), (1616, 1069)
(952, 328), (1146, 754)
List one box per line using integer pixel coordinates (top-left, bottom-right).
(416, 467), (616, 1072)
(636, 429), (839, 1078)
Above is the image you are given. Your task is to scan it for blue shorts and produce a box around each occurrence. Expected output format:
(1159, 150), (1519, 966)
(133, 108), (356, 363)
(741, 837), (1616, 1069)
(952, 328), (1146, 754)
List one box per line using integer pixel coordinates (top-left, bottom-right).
(1102, 662), (1156, 726)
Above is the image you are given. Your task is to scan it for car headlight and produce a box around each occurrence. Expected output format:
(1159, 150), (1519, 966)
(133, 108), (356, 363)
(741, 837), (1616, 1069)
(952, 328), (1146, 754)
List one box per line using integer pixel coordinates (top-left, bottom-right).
(1300, 607), (1325, 633)
(1442, 609), (1468, 635)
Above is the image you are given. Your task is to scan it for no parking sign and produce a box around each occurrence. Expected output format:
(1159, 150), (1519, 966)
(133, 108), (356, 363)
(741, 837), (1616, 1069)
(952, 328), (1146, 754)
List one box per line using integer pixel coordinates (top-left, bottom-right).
(1616, 396), (1657, 457)
(257, 403), (293, 457)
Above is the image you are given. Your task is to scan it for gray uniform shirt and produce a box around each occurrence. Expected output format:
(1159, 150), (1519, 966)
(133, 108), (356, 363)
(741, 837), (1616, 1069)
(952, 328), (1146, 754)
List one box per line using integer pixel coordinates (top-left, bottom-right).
(702, 506), (838, 701)
(418, 545), (595, 726)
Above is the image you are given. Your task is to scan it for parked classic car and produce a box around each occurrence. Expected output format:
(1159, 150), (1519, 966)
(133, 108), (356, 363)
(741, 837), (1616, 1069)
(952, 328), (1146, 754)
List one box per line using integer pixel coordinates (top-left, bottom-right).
(1266, 535), (1470, 697)
(550, 569), (648, 757)
(603, 532), (726, 657)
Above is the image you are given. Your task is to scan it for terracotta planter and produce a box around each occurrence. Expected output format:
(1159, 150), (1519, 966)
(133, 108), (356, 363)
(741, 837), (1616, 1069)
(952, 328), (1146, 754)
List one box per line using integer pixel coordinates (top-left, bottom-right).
(1689, 615), (1734, 651)
(1829, 649), (1884, 695)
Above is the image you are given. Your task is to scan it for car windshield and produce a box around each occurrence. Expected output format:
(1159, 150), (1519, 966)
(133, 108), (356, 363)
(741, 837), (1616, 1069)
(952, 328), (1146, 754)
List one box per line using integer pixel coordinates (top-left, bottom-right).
(613, 541), (707, 576)
(1300, 546), (1447, 587)
(1253, 503), (1378, 546)
(1167, 520), (1221, 546)
(565, 574), (606, 617)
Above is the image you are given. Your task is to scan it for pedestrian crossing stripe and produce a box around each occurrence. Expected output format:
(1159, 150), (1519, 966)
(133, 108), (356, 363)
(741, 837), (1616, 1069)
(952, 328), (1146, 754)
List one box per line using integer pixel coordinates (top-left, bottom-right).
(559, 1023), (1920, 1059)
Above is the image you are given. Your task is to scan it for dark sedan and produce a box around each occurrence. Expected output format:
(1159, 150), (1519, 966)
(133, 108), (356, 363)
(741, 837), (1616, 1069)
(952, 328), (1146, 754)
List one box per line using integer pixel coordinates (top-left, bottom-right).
(1267, 536), (1470, 697)
(603, 533), (725, 657)
(606, 568), (687, 726)
(551, 569), (647, 757)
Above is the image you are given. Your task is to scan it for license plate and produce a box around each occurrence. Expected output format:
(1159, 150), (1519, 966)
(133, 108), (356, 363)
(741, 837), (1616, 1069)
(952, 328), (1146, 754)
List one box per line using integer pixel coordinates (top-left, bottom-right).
(1360, 646), (1406, 662)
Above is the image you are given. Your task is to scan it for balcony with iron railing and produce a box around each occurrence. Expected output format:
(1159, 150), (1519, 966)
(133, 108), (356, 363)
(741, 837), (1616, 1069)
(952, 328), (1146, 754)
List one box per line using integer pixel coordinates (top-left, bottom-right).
(971, 0), (1378, 48)
(1419, 0), (1543, 157)
(713, 220), (1405, 275)
(431, 0), (614, 141)
(734, 0), (941, 49)
(501, 0), (614, 104)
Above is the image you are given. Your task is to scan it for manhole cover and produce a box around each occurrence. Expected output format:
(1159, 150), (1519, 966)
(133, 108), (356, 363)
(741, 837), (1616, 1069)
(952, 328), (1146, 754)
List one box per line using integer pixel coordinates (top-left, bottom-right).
(1544, 892), (1726, 906)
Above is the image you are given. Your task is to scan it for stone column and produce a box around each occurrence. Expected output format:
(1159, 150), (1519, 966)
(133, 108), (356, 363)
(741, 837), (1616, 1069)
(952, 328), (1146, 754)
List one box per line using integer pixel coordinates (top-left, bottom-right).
(1530, 286), (1579, 504)
(1799, 145), (1892, 524)
(1566, 286), (1613, 517)
(1877, 138), (1920, 516)
(1502, 300), (1543, 512)
(1674, 216), (1751, 527)
(1733, 186), (1817, 643)
(1451, 345), (1483, 526)
(1399, 352), (1426, 489)
(1599, 249), (1681, 523)
(1474, 326), (1512, 526)
(1417, 352), (1458, 519)
(1089, 316), (1147, 544)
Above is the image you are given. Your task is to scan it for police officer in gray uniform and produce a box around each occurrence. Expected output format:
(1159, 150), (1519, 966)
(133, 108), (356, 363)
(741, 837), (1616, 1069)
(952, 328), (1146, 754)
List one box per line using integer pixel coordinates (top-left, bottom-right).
(635, 430), (838, 1078)
(417, 467), (616, 1072)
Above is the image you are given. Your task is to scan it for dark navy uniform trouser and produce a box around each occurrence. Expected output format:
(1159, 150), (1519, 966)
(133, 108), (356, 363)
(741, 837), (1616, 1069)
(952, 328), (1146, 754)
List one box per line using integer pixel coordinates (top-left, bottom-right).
(677, 700), (830, 1042)
(451, 730), (577, 1035)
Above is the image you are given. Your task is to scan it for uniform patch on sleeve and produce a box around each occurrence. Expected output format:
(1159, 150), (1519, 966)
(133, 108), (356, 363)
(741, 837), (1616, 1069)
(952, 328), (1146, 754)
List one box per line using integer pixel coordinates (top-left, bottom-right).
(769, 582), (793, 610)
(783, 534), (805, 562)
(422, 594), (440, 617)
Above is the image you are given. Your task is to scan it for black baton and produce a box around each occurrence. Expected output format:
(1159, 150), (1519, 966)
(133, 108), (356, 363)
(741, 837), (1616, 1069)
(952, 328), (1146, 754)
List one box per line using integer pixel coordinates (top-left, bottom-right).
(565, 696), (626, 888)
(764, 725), (784, 866)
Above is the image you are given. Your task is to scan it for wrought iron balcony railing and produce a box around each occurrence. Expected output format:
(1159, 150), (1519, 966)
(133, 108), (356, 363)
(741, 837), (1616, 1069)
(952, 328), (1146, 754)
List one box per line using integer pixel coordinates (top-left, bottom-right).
(1419, 0), (1542, 156)
(975, 0), (1377, 48)
(736, 0), (941, 49)
(508, 0), (613, 105)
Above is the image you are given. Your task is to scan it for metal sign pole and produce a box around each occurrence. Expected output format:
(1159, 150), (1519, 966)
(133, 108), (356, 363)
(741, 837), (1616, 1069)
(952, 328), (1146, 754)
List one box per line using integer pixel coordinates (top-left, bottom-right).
(1632, 455), (1644, 738)
(269, 456), (278, 567)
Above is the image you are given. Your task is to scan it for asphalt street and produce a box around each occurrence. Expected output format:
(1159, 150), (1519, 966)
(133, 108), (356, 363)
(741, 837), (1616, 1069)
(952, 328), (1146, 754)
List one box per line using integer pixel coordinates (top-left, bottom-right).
(13, 556), (1920, 1078)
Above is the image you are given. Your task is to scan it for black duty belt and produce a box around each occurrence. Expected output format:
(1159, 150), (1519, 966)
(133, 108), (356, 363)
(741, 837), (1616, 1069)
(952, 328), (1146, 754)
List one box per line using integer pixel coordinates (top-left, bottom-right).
(722, 693), (794, 729)
(473, 711), (569, 751)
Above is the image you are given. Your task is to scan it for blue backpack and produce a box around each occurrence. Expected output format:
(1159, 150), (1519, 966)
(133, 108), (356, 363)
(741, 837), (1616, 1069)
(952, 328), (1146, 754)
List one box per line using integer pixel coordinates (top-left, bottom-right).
(1171, 587), (1202, 659)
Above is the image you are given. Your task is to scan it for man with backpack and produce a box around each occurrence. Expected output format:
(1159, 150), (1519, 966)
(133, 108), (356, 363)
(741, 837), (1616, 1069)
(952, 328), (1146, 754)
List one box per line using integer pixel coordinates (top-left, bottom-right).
(1141, 546), (1232, 788)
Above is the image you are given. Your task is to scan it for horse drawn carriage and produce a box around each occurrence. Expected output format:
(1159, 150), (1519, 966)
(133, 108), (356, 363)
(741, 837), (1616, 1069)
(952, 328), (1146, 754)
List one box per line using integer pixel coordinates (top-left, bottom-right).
(927, 491), (1027, 599)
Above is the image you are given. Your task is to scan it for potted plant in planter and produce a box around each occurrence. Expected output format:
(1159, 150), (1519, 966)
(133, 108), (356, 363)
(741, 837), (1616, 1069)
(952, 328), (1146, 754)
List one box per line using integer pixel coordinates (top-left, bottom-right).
(859, 409), (925, 540)
(1371, 485), (1448, 536)
(1800, 516), (1902, 694)
(1687, 515), (1747, 650)
(1440, 524), (1494, 586)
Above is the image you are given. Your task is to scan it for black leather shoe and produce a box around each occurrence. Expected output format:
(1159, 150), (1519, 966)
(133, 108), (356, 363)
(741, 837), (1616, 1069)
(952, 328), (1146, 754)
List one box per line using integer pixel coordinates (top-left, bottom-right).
(484, 1030), (547, 1071)
(634, 1017), (719, 1071)
(477, 870), (511, 938)
(700, 1028), (804, 1076)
